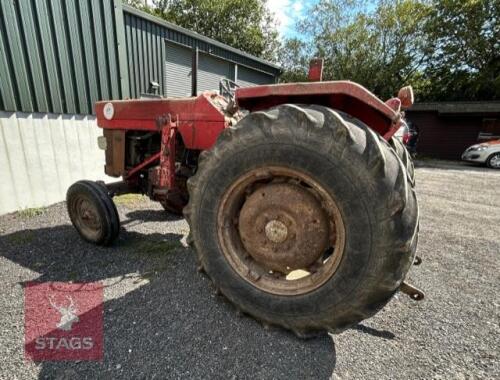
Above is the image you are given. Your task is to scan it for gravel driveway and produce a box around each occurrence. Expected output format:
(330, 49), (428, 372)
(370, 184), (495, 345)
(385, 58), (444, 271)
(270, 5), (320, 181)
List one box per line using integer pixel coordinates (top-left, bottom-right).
(0, 160), (499, 379)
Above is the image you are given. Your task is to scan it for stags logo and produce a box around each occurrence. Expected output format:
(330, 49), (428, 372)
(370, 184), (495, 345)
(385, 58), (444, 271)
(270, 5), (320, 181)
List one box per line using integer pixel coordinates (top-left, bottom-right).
(48, 295), (79, 331)
(24, 282), (103, 361)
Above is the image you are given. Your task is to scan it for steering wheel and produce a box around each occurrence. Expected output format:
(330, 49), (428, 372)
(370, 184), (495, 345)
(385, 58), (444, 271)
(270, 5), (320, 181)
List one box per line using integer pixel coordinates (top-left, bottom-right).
(219, 78), (240, 101)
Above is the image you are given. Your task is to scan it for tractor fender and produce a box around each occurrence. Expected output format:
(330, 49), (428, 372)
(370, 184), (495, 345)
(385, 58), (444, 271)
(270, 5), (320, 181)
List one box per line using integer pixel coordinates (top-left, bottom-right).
(235, 81), (402, 140)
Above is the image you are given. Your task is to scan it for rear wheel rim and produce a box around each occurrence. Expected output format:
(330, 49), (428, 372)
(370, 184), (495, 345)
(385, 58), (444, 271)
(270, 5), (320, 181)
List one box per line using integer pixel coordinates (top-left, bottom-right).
(217, 166), (345, 296)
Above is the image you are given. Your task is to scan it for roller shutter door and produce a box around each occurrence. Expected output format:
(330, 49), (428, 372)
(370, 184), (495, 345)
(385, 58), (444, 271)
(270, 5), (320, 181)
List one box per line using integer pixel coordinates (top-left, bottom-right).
(197, 53), (234, 93)
(164, 42), (192, 97)
(237, 66), (274, 87)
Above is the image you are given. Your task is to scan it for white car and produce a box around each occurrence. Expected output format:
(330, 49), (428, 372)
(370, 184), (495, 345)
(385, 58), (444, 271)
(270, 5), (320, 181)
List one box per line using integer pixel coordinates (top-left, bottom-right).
(461, 140), (500, 169)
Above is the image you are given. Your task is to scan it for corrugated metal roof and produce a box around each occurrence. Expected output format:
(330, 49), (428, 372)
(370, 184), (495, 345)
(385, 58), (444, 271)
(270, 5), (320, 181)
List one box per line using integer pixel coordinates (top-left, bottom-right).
(122, 5), (281, 73)
(0, 0), (280, 115)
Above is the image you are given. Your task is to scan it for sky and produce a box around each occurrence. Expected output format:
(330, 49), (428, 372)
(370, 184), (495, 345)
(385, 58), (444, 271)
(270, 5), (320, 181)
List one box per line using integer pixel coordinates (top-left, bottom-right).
(266, 0), (316, 39)
(266, 0), (379, 39)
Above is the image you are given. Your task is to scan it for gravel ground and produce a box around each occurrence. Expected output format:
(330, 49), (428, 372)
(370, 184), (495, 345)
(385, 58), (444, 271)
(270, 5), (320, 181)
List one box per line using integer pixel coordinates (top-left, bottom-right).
(0, 159), (499, 379)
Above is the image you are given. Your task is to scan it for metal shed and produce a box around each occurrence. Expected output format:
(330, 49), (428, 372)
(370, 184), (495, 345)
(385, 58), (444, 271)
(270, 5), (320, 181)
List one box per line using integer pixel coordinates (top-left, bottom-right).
(164, 42), (193, 97)
(0, 0), (281, 114)
(123, 5), (280, 99)
(406, 102), (500, 159)
(0, 0), (281, 215)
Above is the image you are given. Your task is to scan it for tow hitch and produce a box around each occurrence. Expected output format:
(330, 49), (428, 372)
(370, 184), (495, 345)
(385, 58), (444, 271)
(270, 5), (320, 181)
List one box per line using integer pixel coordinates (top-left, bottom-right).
(400, 282), (425, 301)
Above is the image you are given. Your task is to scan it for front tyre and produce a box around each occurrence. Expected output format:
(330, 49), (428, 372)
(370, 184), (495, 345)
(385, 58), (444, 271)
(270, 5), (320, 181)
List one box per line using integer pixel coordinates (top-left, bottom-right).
(67, 180), (120, 245)
(185, 104), (419, 335)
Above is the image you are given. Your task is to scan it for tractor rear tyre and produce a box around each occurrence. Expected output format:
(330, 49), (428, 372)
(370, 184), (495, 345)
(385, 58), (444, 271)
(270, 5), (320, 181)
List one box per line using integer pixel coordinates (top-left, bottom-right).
(185, 104), (419, 336)
(67, 180), (120, 245)
(343, 111), (415, 185)
(390, 135), (415, 185)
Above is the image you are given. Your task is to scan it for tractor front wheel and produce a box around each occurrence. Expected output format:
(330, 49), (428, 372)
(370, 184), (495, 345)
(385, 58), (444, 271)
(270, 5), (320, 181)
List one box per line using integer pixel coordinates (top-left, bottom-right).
(67, 181), (120, 245)
(185, 104), (419, 336)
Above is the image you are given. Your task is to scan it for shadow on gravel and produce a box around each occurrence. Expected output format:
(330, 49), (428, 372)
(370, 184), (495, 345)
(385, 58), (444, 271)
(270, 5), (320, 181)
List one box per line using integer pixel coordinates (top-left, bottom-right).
(123, 209), (184, 224)
(353, 324), (395, 340)
(0, 212), (338, 379)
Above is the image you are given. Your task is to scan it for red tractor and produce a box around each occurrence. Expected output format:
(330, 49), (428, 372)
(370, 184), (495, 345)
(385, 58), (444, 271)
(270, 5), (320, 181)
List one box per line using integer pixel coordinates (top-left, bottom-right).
(67, 63), (422, 337)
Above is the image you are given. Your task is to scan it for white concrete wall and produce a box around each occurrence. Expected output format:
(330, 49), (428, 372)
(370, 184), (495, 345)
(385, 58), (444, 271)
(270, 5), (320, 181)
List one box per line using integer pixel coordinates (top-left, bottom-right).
(0, 112), (113, 215)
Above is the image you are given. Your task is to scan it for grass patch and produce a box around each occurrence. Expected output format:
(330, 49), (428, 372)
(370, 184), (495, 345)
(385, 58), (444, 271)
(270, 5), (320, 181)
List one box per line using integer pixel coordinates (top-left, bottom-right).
(129, 239), (183, 258)
(17, 207), (45, 219)
(7, 230), (35, 245)
(127, 238), (182, 259)
(127, 238), (183, 279)
(113, 193), (147, 206)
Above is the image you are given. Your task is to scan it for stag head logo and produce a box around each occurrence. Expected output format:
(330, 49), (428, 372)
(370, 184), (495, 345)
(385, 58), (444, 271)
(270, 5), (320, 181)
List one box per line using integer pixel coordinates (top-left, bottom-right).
(48, 295), (79, 331)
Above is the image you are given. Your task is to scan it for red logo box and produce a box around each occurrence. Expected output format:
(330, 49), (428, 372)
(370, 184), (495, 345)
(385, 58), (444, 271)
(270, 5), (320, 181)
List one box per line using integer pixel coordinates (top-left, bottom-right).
(24, 282), (103, 361)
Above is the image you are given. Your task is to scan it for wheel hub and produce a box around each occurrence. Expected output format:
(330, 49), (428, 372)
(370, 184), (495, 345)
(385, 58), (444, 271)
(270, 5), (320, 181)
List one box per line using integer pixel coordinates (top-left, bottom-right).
(238, 182), (330, 273)
(265, 220), (288, 243)
(79, 200), (100, 229)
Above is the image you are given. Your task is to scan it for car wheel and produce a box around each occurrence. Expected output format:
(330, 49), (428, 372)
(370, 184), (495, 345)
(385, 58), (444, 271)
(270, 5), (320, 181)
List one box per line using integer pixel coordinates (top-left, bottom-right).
(486, 152), (500, 169)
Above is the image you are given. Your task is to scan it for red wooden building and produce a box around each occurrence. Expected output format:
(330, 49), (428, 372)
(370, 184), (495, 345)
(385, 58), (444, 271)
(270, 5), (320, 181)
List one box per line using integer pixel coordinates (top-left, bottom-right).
(406, 102), (500, 159)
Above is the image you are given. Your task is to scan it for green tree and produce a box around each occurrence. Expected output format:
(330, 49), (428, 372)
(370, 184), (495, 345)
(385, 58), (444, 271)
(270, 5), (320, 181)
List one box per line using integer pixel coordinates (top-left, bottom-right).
(423, 0), (500, 100)
(288, 0), (432, 99)
(277, 38), (310, 83)
(123, 0), (151, 12)
(280, 0), (499, 101)
(124, 0), (280, 61)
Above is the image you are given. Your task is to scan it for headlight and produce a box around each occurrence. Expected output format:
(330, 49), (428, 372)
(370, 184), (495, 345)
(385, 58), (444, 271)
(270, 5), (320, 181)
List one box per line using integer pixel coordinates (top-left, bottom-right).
(468, 145), (486, 152)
